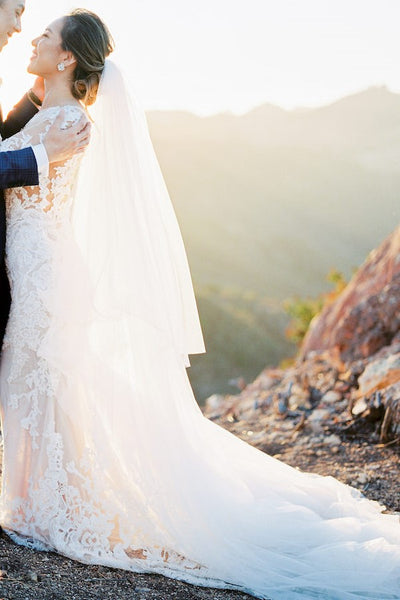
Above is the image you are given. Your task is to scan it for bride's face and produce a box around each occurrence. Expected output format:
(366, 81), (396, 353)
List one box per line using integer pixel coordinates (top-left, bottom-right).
(28, 17), (73, 77)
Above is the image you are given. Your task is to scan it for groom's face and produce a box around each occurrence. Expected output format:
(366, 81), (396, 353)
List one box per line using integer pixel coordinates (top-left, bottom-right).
(0, 0), (25, 51)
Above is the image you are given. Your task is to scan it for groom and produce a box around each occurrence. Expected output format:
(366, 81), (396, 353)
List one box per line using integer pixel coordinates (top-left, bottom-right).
(0, 0), (91, 342)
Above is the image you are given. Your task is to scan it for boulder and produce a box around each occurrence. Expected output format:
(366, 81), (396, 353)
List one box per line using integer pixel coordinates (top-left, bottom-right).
(357, 353), (400, 397)
(300, 227), (400, 361)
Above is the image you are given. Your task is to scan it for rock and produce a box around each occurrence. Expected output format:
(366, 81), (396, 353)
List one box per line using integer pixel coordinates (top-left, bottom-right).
(310, 421), (323, 434)
(308, 409), (331, 422)
(228, 377), (246, 391)
(277, 398), (288, 415)
(321, 390), (342, 404)
(357, 473), (369, 485)
(309, 435), (323, 444)
(256, 391), (273, 409)
(357, 354), (400, 397)
(351, 397), (368, 416)
(252, 369), (283, 391)
(290, 383), (306, 396)
(27, 570), (39, 582)
(300, 227), (400, 361)
(380, 393), (400, 441)
(0, 569), (8, 579)
(308, 386), (323, 403)
(334, 380), (351, 393)
(266, 431), (281, 443)
(204, 394), (225, 412)
(323, 434), (342, 446)
(251, 431), (268, 443)
(289, 393), (312, 410)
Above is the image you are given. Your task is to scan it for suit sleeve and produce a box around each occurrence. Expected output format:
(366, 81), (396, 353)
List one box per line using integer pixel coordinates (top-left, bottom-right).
(0, 147), (39, 189)
(0, 93), (40, 188)
(1, 93), (38, 140)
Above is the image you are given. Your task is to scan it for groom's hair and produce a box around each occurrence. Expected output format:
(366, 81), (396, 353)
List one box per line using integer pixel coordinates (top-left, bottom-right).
(61, 9), (114, 106)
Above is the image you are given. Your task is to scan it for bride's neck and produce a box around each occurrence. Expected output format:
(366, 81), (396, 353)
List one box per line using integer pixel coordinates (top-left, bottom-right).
(41, 77), (77, 110)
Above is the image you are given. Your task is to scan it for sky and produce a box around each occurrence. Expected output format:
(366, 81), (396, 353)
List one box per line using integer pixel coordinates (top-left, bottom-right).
(0, 0), (399, 116)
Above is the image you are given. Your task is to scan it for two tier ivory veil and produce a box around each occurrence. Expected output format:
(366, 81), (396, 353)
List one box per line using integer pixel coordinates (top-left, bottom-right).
(72, 59), (205, 370)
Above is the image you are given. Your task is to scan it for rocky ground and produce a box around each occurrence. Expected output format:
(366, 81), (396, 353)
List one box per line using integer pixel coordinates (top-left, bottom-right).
(204, 359), (400, 515)
(0, 541), (255, 600)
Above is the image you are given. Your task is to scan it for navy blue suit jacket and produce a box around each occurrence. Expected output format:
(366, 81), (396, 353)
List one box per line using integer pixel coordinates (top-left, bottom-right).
(0, 94), (39, 343)
(0, 147), (38, 189)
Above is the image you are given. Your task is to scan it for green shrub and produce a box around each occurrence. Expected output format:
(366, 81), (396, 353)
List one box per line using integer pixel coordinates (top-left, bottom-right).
(283, 269), (348, 345)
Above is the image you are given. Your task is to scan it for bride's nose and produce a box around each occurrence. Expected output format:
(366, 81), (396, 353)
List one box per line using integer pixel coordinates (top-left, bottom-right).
(31, 37), (38, 47)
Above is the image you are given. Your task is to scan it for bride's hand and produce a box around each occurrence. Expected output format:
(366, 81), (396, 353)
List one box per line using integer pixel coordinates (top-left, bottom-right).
(43, 111), (91, 164)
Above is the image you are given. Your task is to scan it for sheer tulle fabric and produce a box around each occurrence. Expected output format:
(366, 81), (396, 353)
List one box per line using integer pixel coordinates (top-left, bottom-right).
(72, 60), (205, 370)
(0, 69), (399, 600)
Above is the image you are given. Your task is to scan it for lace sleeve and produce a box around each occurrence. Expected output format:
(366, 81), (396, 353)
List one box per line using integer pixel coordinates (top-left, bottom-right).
(4, 104), (89, 215)
(1, 104), (88, 152)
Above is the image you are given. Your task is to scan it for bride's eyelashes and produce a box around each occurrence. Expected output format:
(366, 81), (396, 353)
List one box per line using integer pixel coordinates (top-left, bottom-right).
(37, 29), (51, 41)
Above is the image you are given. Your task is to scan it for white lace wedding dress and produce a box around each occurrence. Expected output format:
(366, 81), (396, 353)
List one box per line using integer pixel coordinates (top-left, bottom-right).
(0, 105), (400, 600)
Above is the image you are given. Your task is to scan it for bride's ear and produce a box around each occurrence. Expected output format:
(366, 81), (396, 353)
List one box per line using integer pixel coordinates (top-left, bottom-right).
(62, 52), (77, 69)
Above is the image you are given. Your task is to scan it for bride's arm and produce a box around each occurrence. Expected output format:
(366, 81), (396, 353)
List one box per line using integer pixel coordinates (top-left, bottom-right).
(0, 107), (91, 185)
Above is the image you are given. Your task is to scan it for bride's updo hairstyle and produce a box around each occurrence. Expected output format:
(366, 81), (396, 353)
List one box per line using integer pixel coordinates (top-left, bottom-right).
(61, 9), (114, 106)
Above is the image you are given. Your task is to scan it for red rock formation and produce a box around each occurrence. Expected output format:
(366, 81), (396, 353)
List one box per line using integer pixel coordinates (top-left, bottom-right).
(300, 227), (400, 361)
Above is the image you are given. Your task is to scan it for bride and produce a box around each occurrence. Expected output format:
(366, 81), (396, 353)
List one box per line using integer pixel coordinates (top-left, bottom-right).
(0, 9), (399, 600)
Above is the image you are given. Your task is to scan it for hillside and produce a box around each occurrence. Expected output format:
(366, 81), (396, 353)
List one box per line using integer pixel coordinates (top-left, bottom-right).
(146, 86), (400, 400)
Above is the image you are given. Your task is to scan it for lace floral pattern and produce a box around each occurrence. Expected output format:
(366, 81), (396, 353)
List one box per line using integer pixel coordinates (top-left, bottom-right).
(2, 107), (81, 445)
(0, 105), (210, 582)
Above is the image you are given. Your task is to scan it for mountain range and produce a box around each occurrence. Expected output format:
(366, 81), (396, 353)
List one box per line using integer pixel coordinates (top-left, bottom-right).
(145, 86), (400, 401)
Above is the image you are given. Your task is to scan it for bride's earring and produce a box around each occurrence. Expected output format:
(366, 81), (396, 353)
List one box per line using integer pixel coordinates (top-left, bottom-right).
(57, 62), (65, 72)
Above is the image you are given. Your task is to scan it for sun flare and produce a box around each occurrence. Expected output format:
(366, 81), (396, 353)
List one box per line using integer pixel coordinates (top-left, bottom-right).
(0, 0), (398, 117)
